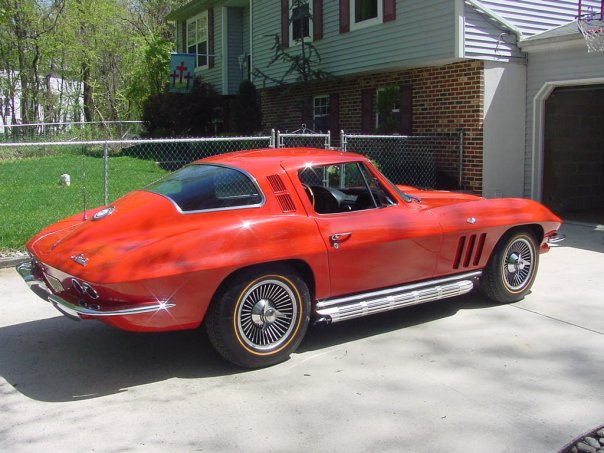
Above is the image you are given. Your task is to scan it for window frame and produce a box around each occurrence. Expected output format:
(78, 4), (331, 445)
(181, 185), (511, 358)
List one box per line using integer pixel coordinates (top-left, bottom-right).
(297, 161), (396, 215)
(289, 0), (313, 46)
(375, 86), (401, 131)
(186, 11), (209, 69)
(313, 94), (330, 132)
(349, 0), (383, 31)
(144, 163), (265, 215)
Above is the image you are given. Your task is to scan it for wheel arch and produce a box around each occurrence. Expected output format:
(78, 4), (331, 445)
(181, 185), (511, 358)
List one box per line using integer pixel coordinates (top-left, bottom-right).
(208, 259), (317, 314)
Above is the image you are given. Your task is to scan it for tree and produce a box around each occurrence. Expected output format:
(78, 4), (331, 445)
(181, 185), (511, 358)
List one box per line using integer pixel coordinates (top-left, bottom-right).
(253, 0), (331, 124)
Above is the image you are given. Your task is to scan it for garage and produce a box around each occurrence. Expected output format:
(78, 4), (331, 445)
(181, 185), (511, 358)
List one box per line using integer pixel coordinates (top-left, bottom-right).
(521, 22), (604, 225)
(542, 85), (604, 223)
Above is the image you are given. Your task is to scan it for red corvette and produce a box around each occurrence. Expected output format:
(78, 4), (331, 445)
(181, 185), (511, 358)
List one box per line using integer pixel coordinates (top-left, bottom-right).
(18, 148), (563, 367)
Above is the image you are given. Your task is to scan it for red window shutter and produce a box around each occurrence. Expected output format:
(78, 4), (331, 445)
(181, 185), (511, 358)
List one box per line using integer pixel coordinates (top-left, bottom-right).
(339, 0), (349, 33)
(400, 84), (412, 135)
(329, 93), (340, 137)
(313, 0), (323, 41)
(384, 0), (396, 22)
(208, 8), (215, 68)
(281, 0), (290, 47)
(361, 89), (373, 133)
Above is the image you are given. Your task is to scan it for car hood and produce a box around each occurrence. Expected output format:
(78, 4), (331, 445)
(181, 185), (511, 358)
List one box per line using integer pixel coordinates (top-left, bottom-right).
(396, 185), (482, 208)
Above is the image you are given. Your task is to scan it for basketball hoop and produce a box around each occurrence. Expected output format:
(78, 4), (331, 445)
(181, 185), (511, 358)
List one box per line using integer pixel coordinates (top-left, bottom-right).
(578, 12), (604, 52)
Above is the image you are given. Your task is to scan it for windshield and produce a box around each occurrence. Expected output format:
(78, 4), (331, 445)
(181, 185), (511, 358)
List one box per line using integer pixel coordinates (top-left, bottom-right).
(145, 164), (263, 212)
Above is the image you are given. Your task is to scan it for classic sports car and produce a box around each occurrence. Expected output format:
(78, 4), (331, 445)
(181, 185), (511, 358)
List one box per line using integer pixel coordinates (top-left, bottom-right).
(18, 147), (563, 368)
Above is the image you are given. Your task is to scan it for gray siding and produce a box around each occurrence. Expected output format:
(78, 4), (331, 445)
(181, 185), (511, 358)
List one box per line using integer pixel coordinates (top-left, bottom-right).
(477, 0), (601, 37)
(252, 0), (457, 88)
(464, 4), (524, 62)
(227, 7), (245, 95)
(524, 48), (604, 197)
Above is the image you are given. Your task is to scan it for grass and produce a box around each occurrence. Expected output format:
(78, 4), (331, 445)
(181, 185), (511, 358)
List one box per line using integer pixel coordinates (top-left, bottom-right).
(0, 151), (167, 252)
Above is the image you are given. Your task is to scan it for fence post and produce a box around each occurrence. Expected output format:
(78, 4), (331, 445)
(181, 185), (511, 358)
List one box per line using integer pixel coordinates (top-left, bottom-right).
(458, 129), (464, 190)
(270, 129), (276, 148)
(325, 130), (331, 149)
(103, 142), (109, 205)
(340, 130), (346, 151)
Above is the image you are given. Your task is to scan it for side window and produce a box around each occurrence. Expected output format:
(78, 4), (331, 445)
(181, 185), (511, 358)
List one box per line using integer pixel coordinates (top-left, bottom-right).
(298, 162), (395, 214)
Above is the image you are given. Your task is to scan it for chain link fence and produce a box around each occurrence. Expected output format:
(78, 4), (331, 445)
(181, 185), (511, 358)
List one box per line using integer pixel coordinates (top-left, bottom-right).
(342, 132), (463, 190)
(0, 121), (144, 142)
(1, 127), (463, 252)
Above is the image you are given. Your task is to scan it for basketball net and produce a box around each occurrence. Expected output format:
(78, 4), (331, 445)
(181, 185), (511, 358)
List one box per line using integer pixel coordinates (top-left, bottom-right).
(577, 13), (604, 52)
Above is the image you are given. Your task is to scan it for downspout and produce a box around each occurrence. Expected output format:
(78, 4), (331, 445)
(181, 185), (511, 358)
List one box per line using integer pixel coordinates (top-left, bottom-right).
(454, 0), (465, 59)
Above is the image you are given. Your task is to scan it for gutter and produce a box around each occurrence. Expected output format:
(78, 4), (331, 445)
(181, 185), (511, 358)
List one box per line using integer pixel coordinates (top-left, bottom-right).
(465, 0), (524, 40)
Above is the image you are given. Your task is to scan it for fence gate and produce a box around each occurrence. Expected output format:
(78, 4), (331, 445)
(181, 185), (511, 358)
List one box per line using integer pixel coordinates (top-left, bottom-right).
(276, 125), (330, 149)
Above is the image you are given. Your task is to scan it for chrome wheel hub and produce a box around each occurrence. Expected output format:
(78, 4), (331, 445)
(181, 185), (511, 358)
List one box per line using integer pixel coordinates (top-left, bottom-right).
(503, 238), (535, 291)
(251, 299), (285, 329)
(237, 278), (298, 351)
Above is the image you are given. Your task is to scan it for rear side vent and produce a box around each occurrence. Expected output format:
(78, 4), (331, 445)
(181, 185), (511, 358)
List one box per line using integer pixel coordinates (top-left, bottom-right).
(267, 174), (287, 193)
(267, 174), (297, 213)
(453, 233), (487, 269)
(276, 194), (296, 212)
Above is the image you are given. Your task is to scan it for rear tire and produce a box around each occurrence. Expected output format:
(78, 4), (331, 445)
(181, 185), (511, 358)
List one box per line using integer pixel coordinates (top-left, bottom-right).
(480, 230), (539, 303)
(205, 265), (310, 368)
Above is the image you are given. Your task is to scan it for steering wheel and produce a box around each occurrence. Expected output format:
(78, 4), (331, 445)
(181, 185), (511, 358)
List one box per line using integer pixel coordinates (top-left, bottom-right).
(302, 184), (315, 208)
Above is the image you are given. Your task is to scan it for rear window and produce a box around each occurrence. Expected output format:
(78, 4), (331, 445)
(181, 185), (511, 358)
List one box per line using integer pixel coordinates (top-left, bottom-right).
(145, 164), (263, 212)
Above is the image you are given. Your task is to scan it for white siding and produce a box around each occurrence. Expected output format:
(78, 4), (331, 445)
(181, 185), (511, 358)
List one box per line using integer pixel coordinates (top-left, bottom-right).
(524, 46), (604, 199)
(483, 61), (526, 198)
(465, 4), (524, 62)
(477, 0), (602, 37)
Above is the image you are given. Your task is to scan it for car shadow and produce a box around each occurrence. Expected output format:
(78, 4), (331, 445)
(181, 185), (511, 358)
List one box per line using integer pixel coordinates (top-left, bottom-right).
(0, 291), (500, 403)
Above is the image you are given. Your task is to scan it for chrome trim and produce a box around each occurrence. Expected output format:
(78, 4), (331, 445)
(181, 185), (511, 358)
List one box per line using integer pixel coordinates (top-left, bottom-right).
(547, 233), (566, 244)
(143, 163), (266, 215)
(315, 271), (481, 324)
(47, 295), (175, 318)
(16, 261), (38, 287)
(17, 260), (175, 320)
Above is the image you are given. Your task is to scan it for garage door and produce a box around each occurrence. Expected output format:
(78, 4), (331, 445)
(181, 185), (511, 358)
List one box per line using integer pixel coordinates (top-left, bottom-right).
(543, 85), (604, 224)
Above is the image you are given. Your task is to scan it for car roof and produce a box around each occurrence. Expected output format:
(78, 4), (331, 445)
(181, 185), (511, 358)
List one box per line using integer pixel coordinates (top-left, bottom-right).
(198, 147), (369, 174)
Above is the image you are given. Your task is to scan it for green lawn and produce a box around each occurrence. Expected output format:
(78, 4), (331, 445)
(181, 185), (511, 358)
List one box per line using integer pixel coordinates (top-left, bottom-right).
(0, 153), (167, 252)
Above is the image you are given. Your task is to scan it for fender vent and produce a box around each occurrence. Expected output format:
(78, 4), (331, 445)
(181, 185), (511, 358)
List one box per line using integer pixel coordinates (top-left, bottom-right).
(453, 233), (486, 269)
(267, 174), (287, 193)
(267, 174), (296, 213)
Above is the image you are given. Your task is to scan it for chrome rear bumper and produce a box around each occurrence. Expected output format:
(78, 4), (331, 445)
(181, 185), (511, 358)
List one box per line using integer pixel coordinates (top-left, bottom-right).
(16, 260), (174, 320)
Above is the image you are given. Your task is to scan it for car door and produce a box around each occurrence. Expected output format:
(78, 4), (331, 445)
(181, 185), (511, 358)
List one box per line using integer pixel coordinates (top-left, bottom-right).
(294, 161), (442, 298)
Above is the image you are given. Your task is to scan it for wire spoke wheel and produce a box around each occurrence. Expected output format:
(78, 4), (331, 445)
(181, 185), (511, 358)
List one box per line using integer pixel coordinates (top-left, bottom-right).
(502, 237), (535, 292)
(480, 230), (539, 303)
(237, 278), (298, 351)
(205, 265), (310, 368)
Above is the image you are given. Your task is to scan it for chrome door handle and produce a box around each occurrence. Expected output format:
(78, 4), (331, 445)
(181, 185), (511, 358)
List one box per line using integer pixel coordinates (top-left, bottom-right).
(330, 232), (352, 248)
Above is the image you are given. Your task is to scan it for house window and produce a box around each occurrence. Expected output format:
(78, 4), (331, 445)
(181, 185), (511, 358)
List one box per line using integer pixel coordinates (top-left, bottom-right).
(290, 0), (313, 45)
(313, 95), (329, 132)
(187, 12), (208, 68)
(376, 86), (400, 134)
(350, 0), (383, 30)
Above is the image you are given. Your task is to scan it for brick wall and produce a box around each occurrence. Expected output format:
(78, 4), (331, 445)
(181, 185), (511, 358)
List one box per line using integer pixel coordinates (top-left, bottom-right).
(260, 61), (485, 193)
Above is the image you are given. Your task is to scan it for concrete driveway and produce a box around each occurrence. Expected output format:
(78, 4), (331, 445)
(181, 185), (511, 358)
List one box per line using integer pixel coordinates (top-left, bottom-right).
(0, 222), (602, 453)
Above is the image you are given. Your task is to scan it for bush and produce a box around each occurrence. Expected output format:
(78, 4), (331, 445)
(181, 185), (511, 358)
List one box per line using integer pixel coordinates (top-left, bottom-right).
(142, 78), (222, 137)
(232, 80), (262, 135)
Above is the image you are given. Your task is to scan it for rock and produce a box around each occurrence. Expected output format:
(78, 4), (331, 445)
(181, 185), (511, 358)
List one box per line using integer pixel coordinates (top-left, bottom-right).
(598, 429), (604, 437)
(576, 442), (597, 453)
(586, 438), (602, 448)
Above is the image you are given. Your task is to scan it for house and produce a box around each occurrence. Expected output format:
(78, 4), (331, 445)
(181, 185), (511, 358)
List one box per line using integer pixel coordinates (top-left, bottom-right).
(167, 0), (604, 220)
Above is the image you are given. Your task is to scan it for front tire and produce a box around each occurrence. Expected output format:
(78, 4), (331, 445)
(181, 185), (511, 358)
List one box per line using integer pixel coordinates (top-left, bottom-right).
(206, 265), (310, 368)
(480, 230), (539, 303)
